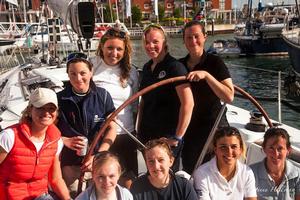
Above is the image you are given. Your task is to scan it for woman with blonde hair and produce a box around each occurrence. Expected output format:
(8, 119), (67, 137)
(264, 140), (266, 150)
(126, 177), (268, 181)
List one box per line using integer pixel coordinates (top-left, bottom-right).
(76, 151), (133, 200)
(0, 88), (70, 200)
(137, 24), (194, 172)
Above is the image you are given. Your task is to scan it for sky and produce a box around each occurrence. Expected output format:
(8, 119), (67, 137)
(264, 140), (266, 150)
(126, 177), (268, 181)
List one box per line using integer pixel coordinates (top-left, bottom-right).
(234, 0), (297, 9)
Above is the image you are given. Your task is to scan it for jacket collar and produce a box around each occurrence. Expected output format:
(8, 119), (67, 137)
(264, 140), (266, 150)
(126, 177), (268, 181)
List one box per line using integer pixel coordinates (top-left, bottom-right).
(62, 80), (98, 99)
(257, 158), (299, 181)
(145, 53), (172, 69)
(19, 122), (61, 143)
(182, 51), (208, 71)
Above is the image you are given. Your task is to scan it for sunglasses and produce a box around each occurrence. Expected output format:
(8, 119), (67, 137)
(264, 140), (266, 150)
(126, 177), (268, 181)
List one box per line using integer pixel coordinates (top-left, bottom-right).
(105, 28), (126, 39)
(143, 23), (165, 33)
(66, 52), (88, 64)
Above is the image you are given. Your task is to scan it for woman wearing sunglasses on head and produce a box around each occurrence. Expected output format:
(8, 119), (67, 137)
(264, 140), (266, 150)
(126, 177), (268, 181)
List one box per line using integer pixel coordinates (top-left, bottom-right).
(130, 139), (197, 200)
(56, 53), (117, 197)
(137, 24), (194, 172)
(76, 151), (133, 200)
(192, 127), (257, 200)
(89, 28), (139, 188)
(0, 88), (70, 200)
(250, 127), (300, 200)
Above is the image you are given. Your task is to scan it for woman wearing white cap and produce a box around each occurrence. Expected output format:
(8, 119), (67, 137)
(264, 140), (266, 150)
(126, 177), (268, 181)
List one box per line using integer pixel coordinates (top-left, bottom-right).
(0, 88), (70, 200)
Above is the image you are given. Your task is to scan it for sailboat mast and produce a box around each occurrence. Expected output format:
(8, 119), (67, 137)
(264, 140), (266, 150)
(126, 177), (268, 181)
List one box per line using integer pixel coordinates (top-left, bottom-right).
(11, 4), (16, 32)
(295, 0), (300, 23)
(115, 0), (119, 21)
(247, 0), (252, 21)
(108, 0), (114, 22)
(23, 0), (27, 23)
(125, 0), (132, 27)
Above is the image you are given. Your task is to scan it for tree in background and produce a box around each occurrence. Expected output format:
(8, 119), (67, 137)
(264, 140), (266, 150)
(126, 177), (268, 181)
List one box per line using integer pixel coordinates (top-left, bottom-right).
(103, 4), (117, 22)
(132, 5), (142, 24)
(173, 7), (181, 18)
(158, 4), (165, 22)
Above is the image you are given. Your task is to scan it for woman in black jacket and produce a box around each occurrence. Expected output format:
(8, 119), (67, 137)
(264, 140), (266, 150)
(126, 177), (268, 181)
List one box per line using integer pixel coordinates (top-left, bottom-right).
(57, 52), (117, 197)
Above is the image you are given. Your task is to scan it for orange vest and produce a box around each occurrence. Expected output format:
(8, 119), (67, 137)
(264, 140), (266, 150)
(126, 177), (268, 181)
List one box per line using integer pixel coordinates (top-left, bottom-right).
(0, 123), (61, 200)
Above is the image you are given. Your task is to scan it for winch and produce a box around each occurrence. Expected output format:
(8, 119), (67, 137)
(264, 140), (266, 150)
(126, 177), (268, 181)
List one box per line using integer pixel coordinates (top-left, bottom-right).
(245, 110), (266, 132)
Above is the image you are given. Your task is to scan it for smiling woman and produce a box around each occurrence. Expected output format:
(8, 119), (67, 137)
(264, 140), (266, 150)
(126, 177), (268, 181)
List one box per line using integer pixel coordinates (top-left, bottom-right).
(0, 88), (70, 200)
(130, 139), (198, 200)
(250, 128), (300, 200)
(75, 151), (133, 200)
(57, 53), (117, 197)
(90, 28), (139, 188)
(192, 126), (257, 200)
(137, 24), (194, 173)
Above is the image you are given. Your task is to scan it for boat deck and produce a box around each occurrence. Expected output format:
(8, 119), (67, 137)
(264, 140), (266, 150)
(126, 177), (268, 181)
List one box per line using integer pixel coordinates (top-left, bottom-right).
(227, 104), (300, 165)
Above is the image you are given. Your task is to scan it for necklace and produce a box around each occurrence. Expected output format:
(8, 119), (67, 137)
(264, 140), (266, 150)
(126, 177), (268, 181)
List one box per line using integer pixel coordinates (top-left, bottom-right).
(72, 88), (90, 97)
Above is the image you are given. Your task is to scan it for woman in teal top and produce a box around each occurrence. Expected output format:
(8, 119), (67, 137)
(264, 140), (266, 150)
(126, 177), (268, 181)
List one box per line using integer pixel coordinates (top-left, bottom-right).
(250, 127), (300, 200)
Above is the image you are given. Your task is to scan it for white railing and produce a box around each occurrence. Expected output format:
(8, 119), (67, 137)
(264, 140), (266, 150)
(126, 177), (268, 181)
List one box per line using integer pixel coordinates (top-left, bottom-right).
(0, 22), (39, 36)
(0, 45), (24, 74)
(128, 26), (183, 37)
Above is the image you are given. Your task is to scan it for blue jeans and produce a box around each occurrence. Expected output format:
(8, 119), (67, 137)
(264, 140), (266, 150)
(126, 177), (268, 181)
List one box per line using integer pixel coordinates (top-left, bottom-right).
(35, 192), (60, 200)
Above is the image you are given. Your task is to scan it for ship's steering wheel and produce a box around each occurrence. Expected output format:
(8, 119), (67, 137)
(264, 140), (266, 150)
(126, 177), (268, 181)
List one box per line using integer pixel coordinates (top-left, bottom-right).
(77, 76), (273, 194)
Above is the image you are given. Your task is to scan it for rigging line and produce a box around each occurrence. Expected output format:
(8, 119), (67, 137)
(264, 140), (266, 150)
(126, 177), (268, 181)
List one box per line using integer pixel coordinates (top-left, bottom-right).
(293, 69), (300, 77)
(235, 93), (278, 101)
(281, 99), (300, 113)
(112, 119), (146, 149)
(228, 64), (289, 74)
(235, 95), (300, 113)
(0, 106), (21, 118)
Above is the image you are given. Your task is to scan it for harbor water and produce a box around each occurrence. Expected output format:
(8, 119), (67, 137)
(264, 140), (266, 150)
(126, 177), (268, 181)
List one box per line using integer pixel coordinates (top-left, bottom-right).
(131, 34), (300, 130)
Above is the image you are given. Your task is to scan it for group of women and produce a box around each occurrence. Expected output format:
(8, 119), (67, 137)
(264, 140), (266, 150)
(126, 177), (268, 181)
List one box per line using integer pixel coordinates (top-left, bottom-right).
(0, 20), (299, 200)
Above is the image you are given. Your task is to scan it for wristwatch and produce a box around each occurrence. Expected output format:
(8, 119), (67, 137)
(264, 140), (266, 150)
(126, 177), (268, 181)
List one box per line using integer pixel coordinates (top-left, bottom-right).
(171, 135), (183, 142)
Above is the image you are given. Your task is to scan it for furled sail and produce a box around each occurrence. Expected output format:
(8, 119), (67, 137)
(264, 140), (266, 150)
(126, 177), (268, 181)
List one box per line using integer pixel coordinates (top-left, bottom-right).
(154, 0), (158, 16)
(6, 0), (18, 6)
(125, 0), (131, 17)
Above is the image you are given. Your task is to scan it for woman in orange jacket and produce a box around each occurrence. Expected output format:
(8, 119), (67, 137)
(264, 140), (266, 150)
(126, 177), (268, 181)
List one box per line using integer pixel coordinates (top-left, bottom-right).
(0, 88), (70, 200)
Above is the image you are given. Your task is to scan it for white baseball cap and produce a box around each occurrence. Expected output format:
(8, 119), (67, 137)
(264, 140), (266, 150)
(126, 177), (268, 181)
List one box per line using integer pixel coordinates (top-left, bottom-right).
(29, 88), (58, 108)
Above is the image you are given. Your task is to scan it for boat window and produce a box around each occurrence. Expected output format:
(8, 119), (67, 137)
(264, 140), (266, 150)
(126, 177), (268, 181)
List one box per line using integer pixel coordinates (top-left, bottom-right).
(213, 43), (223, 48)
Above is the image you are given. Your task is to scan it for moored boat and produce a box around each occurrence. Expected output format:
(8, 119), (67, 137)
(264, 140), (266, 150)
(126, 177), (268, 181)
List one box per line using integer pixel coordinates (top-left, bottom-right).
(234, 0), (294, 56)
(282, 26), (300, 74)
(0, 39), (15, 46)
(0, 38), (16, 54)
(281, 0), (300, 101)
(207, 39), (241, 58)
